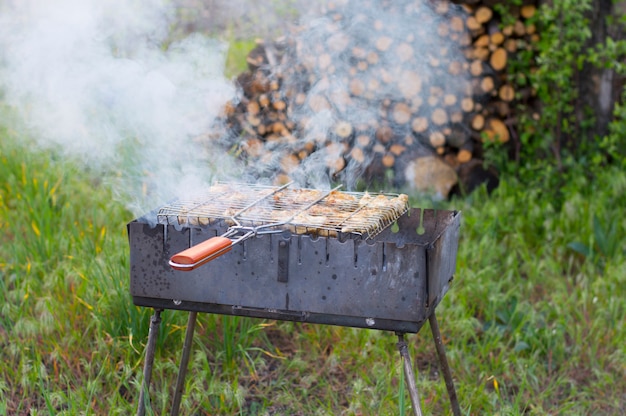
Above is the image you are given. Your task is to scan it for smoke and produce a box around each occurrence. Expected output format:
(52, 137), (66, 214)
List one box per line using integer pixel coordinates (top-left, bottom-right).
(0, 0), (242, 216)
(0, 0), (471, 214)
(218, 0), (471, 191)
(174, 0), (314, 40)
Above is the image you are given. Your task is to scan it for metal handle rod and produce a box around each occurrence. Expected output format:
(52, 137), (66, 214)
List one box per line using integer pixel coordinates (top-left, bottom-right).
(429, 312), (462, 416)
(226, 181), (294, 228)
(137, 309), (162, 416)
(396, 333), (423, 416)
(171, 311), (198, 416)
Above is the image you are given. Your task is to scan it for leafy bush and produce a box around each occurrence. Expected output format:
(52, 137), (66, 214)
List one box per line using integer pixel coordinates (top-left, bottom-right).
(488, 0), (626, 179)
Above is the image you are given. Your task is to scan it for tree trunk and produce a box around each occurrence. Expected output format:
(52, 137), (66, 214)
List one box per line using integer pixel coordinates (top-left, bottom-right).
(575, 0), (626, 140)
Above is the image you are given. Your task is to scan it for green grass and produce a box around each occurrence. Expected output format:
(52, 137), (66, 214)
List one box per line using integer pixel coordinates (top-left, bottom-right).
(1, 115), (625, 415)
(225, 38), (257, 78)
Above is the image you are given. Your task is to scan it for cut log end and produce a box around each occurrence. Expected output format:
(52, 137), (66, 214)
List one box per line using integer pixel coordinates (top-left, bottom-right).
(489, 48), (508, 72)
(483, 118), (510, 143)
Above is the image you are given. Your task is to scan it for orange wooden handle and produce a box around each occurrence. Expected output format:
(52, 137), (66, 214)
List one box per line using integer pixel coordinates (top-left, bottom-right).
(170, 236), (232, 271)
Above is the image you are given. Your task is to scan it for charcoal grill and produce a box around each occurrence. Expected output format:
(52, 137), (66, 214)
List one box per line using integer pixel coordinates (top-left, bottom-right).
(128, 182), (462, 415)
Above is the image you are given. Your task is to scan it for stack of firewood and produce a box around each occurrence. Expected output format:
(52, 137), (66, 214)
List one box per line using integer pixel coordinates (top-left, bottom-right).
(457, 0), (539, 155)
(216, 0), (539, 194)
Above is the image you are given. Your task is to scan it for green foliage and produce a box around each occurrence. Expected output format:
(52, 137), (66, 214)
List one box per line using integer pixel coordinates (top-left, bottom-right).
(568, 213), (624, 273)
(224, 38), (257, 78)
(602, 84), (626, 167)
(446, 164), (626, 413)
(487, 0), (626, 179)
(531, 0), (591, 150)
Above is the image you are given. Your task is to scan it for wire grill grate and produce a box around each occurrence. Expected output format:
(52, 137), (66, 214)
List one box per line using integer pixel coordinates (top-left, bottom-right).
(157, 182), (409, 239)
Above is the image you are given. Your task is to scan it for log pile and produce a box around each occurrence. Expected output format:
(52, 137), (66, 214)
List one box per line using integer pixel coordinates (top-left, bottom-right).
(216, 0), (539, 196)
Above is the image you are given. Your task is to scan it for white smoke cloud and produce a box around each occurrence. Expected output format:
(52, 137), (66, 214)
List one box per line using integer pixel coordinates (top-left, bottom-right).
(0, 0), (471, 212)
(223, 0), (471, 190)
(0, 0), (239, 215)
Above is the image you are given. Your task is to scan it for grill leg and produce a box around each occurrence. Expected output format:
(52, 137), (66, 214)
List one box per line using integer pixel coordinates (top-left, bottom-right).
(137, 309), (162, 416)
(429, 312), (462, 416)
(396, 333), (423, 416)
(170, 311), (198, 416)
